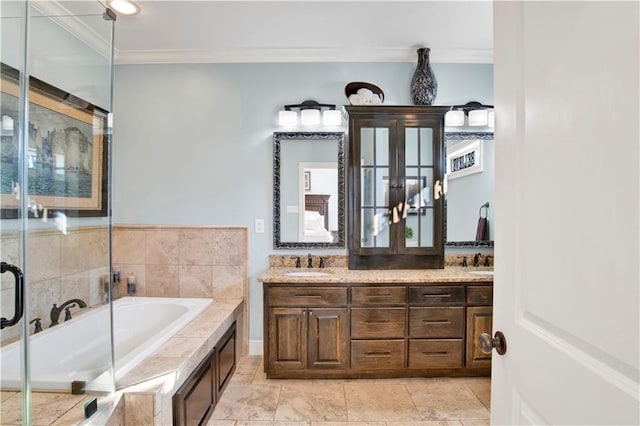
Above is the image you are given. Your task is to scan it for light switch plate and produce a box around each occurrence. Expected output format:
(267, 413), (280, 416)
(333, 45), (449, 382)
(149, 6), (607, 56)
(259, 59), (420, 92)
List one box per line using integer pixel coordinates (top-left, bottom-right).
(255, 219), (265, 233)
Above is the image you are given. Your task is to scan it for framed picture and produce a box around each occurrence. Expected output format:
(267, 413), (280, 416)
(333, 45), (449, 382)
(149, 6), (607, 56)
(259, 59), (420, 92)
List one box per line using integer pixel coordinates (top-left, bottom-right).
(1, 63), (109, 218)
(446, 139), (483, 180)
(304, 171), (311, 191)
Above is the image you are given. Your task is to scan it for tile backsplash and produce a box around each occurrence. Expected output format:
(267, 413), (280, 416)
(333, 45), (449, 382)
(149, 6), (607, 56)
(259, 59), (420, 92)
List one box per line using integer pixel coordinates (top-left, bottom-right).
(112, 225), (247, 301)
(0, 226), (109, 344)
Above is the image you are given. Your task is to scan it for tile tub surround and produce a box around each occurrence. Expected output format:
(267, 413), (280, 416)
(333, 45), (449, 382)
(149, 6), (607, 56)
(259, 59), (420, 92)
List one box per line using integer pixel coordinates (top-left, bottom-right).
(0, 226), (110, 344)
(113, 225), (248, 301)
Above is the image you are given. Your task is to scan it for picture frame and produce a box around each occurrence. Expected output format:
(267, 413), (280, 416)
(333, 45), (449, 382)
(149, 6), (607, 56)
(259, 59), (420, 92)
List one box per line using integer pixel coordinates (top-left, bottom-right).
(1, 63), (109, 218)
(446, 139), (483, 180)
(304, 171), (311, 191)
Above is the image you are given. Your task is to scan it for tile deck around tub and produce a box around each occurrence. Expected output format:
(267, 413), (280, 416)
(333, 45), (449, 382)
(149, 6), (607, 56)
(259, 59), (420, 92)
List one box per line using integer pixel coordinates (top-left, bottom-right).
(207, 356), (491, 426)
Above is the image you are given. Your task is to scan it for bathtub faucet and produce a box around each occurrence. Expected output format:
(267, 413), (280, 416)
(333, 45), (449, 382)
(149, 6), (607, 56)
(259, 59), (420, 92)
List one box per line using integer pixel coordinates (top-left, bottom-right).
(50, 299), (87, 327)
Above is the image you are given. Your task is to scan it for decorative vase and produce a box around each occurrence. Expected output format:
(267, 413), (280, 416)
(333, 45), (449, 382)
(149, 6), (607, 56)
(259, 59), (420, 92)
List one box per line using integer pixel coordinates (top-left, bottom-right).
(410, 47), (437, 105)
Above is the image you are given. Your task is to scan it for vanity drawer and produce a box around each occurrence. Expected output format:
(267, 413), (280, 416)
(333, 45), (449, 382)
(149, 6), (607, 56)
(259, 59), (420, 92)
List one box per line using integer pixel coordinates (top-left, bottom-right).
(466, 286), (493, 306)
(351, 308), (406, 338)
(269, 287), (347, 306)
(351, 340), (405, 369)
(408, 339), (463, 369)
(351, 286), (406, 305)
(409, 286), (464, 305)
(409, 307), (464, 338)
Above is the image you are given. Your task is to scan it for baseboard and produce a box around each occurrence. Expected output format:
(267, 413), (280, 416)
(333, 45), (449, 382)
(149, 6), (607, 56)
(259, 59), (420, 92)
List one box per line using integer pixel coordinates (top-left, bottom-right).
(249, 340), (263, 355)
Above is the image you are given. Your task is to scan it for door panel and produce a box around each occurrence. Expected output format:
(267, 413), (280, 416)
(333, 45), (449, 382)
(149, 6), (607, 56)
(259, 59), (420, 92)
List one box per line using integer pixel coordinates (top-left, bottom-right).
(493, 2), (639, 424)
(268, 308), (307, 370)
(308, 308), (348, 369)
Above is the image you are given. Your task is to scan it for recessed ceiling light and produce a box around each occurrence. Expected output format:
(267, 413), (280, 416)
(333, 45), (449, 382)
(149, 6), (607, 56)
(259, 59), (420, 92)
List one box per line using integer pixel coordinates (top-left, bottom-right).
(107, 0), (140, 15)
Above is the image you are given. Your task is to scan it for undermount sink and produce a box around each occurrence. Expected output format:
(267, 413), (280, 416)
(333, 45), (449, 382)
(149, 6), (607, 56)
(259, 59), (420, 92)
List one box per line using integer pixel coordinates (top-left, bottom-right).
(285, 271), (332, 277)
(469, 270), (494, 276)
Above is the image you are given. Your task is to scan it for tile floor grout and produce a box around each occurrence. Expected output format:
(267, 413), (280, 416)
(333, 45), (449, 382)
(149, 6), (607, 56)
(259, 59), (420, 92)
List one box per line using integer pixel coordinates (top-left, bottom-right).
(210, 355), (490, 425)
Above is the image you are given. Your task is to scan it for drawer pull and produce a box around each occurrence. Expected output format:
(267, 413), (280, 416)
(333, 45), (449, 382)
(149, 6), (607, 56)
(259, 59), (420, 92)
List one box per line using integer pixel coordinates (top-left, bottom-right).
(370, 293), (393, 297)
(364, 320), (392, 324)
(423, 293), (451, 298)
(364, 351), (392, 358)
(422, 320), (452, 325)
(294, 294), (323, 298)
(422, 351), (449, 357)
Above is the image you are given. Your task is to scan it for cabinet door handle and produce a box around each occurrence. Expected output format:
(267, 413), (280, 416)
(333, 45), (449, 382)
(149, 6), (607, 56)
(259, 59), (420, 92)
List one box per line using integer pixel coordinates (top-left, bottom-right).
(423, 293), (451, 298)
(422, 351), (448, 357)
(422, 320), (452, 325)
(364, 351), (392, 358)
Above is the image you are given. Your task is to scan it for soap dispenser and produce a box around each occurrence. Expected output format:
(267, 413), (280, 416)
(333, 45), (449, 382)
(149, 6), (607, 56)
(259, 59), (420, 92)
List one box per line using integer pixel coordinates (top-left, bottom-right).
(127, 273), (137, 296)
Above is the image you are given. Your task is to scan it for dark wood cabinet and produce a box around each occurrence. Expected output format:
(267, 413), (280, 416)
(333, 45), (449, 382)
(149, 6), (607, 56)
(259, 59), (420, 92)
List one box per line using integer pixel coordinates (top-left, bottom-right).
(466, 285), (493, 369)
(266, 287), (349, 374)
(264, 282), (492, 378)
(346, 106), (449, 269)
(173, 322), (236, 426)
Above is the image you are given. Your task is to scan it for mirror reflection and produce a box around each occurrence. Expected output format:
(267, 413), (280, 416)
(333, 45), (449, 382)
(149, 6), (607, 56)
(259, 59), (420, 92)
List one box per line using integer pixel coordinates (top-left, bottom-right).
(445, 132), (494, 246)
(273, 132), (345, 249)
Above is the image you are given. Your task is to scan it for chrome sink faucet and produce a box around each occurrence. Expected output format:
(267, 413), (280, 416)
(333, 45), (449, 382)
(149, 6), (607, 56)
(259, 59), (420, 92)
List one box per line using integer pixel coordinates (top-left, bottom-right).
(50, 299), (87, 327)
(307, 253), (313, 268)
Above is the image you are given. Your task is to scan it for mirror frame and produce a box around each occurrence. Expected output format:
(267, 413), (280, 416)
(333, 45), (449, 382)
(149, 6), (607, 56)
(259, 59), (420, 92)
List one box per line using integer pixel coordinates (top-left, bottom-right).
(273, 131), (345, 249)
(444, 131), (495, 248)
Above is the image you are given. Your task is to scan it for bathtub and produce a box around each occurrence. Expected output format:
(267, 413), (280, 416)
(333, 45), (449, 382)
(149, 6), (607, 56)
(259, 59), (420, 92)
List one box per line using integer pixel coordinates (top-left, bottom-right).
(0, 297), (213, 392)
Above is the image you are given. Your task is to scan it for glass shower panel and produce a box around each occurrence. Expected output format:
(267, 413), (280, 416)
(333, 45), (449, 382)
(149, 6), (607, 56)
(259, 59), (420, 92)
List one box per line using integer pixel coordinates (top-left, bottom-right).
(26, 2), (115, 394)
(1, 1), (29, 424)
(1, 3), (115, 422)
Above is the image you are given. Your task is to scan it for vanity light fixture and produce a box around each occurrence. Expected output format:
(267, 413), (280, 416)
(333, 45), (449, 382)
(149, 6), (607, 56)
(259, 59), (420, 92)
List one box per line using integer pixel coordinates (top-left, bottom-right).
(278, 100), (341, 127)
(444, 101), (494, 127)
(107, 0), (140, 15)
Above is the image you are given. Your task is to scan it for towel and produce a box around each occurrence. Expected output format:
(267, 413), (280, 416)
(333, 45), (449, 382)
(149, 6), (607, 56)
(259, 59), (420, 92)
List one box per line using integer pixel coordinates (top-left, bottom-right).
(475, 217), (489, 241)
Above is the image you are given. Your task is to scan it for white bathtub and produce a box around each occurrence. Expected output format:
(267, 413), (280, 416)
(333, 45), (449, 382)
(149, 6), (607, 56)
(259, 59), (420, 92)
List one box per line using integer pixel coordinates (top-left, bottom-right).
(0, 297), (213, 392)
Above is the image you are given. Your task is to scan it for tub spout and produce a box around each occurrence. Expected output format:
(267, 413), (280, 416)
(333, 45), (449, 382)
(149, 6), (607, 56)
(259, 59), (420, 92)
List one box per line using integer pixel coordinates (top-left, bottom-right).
(50, 299), (87, 327)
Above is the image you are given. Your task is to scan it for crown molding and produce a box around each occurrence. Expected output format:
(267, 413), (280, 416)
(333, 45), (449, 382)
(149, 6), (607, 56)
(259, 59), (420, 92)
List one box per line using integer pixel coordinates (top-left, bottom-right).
(115, 47), (493, 65)
(31, 0), (112, 61)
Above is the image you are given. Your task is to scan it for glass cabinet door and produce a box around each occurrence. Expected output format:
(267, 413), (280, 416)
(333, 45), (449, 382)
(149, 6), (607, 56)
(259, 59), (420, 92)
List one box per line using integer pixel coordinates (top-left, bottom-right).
(401, 125), (438, 252)
(360, 126), (391, 249)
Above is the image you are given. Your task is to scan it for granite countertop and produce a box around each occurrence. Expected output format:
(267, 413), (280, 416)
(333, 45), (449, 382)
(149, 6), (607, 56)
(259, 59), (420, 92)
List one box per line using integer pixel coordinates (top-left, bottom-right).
(258, 266), (494, 284)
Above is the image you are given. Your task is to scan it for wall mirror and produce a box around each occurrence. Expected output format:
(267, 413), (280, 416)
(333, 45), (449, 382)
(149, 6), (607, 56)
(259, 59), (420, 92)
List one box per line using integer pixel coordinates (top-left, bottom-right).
(444, 131), (494, 247)
(273, 132), (345, 249)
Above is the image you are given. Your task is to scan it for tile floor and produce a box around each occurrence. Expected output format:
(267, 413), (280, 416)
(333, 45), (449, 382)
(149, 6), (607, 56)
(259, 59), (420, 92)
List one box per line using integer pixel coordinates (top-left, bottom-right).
(207, 356), (491, 426)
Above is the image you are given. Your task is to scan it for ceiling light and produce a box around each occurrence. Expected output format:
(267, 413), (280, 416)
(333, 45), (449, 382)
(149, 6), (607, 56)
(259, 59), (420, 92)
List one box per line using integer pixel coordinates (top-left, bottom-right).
(107, 0), (140, 15)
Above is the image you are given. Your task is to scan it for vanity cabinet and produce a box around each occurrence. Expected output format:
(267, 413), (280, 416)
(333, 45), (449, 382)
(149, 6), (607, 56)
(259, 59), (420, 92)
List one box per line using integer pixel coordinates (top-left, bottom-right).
(266, 287), (349, 372)
(346, 106), (449, 269)
(264, 281), (492, 379)
(465, 286), (493, 368)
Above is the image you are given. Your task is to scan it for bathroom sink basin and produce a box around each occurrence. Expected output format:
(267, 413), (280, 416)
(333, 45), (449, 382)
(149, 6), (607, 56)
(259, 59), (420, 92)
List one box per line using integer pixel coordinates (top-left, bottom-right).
(285, 271), (332, 277)
(469, 271), (494, 276)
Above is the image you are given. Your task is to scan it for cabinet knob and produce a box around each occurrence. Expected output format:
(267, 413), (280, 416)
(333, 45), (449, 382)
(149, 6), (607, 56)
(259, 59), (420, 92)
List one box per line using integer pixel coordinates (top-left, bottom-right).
(479, 331), (507, 355)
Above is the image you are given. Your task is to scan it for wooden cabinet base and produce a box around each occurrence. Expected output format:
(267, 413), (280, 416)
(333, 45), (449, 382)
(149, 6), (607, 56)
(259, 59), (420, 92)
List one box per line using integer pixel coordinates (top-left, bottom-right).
(173, 322), (237, 426)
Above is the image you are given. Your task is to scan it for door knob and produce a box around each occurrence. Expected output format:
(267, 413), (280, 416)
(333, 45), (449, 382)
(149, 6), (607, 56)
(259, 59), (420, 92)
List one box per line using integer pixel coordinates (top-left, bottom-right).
(479, 331), (507, 355)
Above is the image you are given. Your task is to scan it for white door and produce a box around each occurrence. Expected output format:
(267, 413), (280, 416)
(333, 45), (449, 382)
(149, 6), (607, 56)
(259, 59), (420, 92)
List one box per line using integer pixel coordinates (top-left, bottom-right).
(492, 2), (639, 424)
